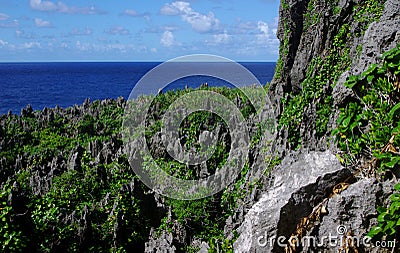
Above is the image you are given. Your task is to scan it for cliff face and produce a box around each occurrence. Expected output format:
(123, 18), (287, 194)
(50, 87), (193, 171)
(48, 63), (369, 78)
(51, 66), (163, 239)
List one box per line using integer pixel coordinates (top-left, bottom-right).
(272, 0), (399, 148)
(230, 0), (400, 252)
(272, 0), (399, 97)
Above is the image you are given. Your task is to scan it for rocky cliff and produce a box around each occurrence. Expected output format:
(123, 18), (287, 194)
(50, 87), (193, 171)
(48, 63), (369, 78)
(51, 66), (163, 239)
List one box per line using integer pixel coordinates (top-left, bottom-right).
(0, 0), (399, 252)
(231, 0), (400, 252)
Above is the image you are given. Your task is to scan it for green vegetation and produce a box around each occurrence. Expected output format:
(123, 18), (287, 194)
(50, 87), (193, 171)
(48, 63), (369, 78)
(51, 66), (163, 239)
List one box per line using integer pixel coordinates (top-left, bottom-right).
(353, 0), (384, 36)
(0, 0), (391, 251)
(274, 20), (290, 80)
(333, 45), (400, 241)
(333, 45), (400, 172)
(143, 86), (272, 252)
(0, 99), (158, 252)
(281, 0), (289, 11)
(278, 0), (384, 149)
(0, 85), (275, 252)
(279, 23), (352, 148)
(368, 183), (400, 241)
(304, 0), (321, 31)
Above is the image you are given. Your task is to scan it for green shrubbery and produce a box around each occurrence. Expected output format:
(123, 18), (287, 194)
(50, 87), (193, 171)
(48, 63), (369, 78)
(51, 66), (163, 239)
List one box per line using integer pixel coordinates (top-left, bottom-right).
(333, 44), (400, 241)
(144, 86), (270, 252)
(278, 0), (384, 149)
(0, 100), (155, 252)
(368, 183), (400, 241)
(333, 45), (400, 172)
(0, 85), (274, 252)
(279, 24), (351, 148)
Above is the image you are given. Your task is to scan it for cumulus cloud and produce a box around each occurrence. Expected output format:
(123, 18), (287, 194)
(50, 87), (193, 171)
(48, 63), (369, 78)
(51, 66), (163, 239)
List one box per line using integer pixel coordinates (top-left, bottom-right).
(75, 40), (91, 51)
(121, 9), (150, 21)
(0, 39), (16, 50)
(213, 30), (231, 44)
(144, 25), (179, 34)
(30, 0), (57, 11)
(248, 19), (279, 56)
(160, 31), (175, 47)
(160, 1), (220, 33)
(29, 0), (104, 14)
(255, 20), (279, 49)
(160, 3), (181, 15)
(0, 39), (8, 47)
(15, 30), (35, 39)
(256, 21), (269, 42)
(22, 41), (41, 49)
(122, 9), (138, 16)
(69, 26), (92, 36)
(0, 39), (16, 51)
(0, 13), (9, 20)
(60, 42), (68, 49)
(34, 18), (52, 27)
(233, 21), (257, 34)
(0, 19), (19, 28)
(71, 40), (138, 54)
(105, 26), (130, 35)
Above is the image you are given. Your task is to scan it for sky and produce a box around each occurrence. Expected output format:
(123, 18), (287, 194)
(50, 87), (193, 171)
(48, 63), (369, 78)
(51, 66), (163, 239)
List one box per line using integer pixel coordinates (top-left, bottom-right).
(0, 0), (280, 62)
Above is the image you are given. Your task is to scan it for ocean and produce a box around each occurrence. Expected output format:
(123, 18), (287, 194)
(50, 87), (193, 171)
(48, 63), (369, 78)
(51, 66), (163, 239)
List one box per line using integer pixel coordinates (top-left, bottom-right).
(0, 62), (275, 115)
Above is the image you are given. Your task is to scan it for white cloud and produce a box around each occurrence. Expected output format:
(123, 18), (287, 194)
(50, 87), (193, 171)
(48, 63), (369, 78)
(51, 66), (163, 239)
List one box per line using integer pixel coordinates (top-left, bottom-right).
(75, 40), (90, 51)
(0, 39), (16, 50)
(0, 19), (19, 28)
(258, 21), (269, 35)
(106, 44), (127, 52)
(16, 30), (35, 39)
(160, 31), (175, 47)
(105, 26), (130, 35)
(0, 13), (9, 20)
(121, 9), (151, 21)
(123, 9), (138, 16)
(60, 42), (68, 49)
(72, 40), (138, 54)
(0, 39), (8, 47)
(162, 25), (179, 32)
(256, 21), (269, 44)
(213, 30), (231, 44)
(160, 1), (220, 33)
(34, 18), (52, 27)
(30, 0), (104, 14)
(22, 41), (41, 49)
(160, 4), (181, 15)
(69, 27), (92, 36)
(30, 0), (57, 11)
(144, 25), (180, 34)
(255, 20), (279, 46)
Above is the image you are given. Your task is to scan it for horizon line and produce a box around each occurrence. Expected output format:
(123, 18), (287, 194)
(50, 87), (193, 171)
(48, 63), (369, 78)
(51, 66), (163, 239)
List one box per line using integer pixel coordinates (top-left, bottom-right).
(0, 60), (277, 63)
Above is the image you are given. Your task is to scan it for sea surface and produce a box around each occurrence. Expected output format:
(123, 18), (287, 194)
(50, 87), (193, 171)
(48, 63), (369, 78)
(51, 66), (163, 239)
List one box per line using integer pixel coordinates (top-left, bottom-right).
(0, 62), (275, 115)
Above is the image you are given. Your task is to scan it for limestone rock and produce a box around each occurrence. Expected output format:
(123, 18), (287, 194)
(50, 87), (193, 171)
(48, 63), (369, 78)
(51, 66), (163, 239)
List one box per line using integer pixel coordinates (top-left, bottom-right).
(234, 151), (350, 252)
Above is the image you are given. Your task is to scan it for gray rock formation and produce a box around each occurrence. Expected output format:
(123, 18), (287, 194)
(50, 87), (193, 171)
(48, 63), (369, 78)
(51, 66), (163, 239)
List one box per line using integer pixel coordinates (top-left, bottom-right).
(303, 179), (395, 252)
(145, 229), (177, 253)
(230, 0), (400, 252)
(233, 151), (350, 252)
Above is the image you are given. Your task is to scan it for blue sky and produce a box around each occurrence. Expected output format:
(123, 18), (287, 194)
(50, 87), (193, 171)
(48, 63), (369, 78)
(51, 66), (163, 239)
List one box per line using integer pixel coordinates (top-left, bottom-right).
(0, 0), (280, 62)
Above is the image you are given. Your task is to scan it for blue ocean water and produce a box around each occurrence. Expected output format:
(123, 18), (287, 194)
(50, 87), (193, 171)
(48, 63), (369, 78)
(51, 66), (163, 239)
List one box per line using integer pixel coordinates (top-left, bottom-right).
(0, 62), (275, 115)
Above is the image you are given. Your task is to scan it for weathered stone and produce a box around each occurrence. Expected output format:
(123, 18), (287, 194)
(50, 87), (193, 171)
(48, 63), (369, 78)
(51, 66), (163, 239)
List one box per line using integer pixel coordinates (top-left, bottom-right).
(234, 151), (350, 253)
(68, 144), (85, 171)
(145, 229), (176, 253)
(303, 179), (395, 253)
